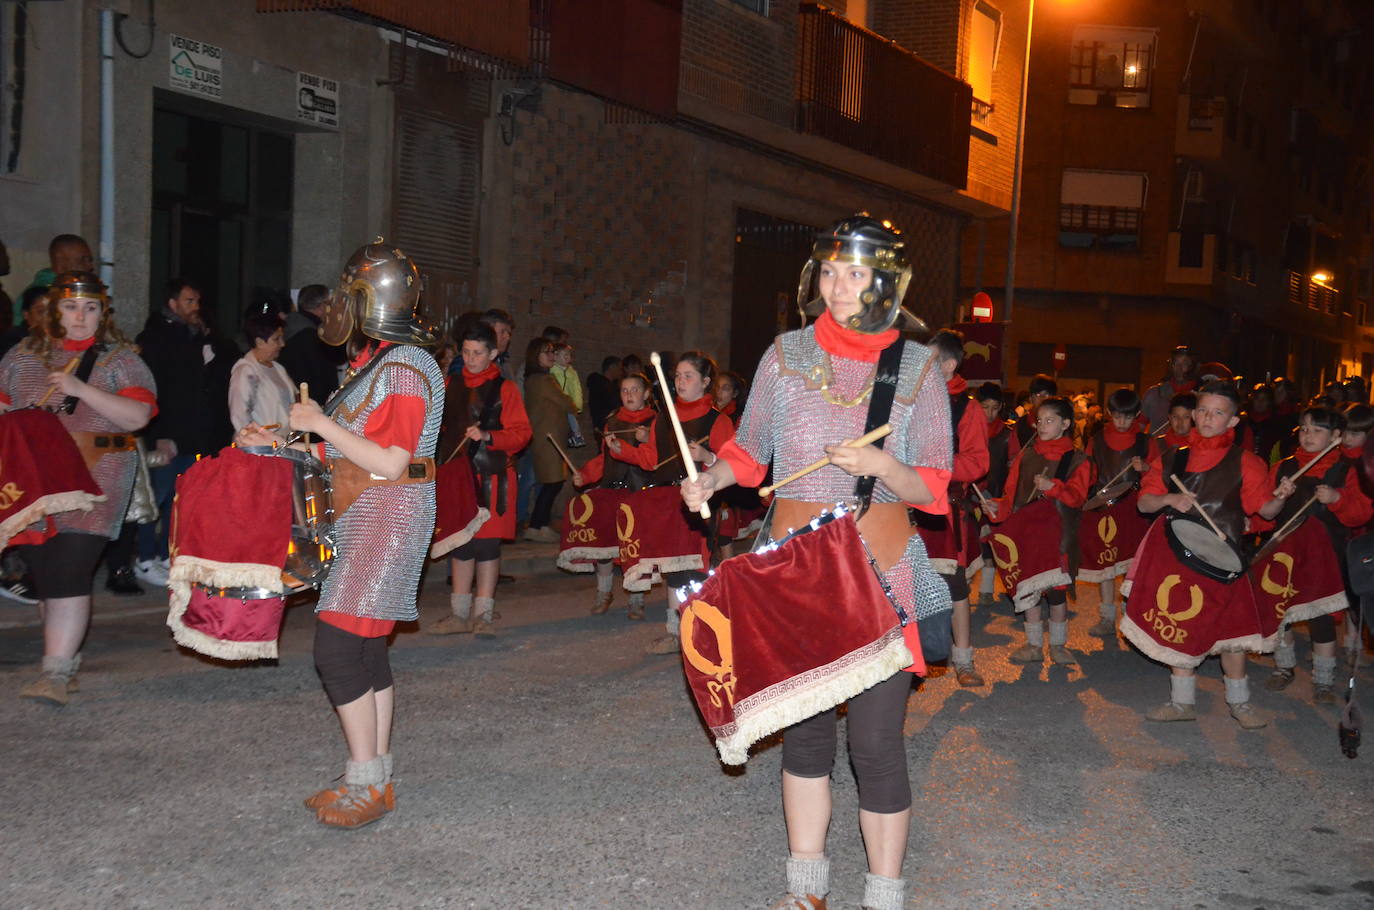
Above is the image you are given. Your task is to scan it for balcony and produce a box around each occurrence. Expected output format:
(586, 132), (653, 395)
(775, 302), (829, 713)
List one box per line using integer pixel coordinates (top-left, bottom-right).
(795, 3), (971, 189)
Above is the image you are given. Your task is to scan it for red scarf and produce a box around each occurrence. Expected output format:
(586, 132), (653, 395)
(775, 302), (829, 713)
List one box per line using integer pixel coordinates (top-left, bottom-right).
(946, 375), (968, 396)
(349, 340), (393, 370)
(1161, 428), (1190, 449)
(62, 337), (96, 352)
(1291, 446), (1340, 476)
(1187, 427), (1236, 451)
(813, 310), (899, 363)
(719, 399), (738, 420)
(616, 405), (655, 423)
(1102, 424), (1138, 452)
(1033, 436), (1074, 459)
(986, 416), (1006, 439)
(462, 363), (501, 388)
(675, 395), (713, 421)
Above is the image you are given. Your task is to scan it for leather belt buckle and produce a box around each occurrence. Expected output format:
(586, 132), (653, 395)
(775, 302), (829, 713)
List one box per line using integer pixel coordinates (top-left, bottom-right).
(408, 462), (426, 479)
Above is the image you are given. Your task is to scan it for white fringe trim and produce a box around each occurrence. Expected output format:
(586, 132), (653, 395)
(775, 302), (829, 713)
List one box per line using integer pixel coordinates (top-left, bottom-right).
(734, 517), (765, 541)
(168, 555), (283, 594)
(556, 544), (619, 574)
(929, 557), (959, 576)
(429, 506), (491, 559)
(1010, 567), (1070, 613)
(165, 580), (279, 662)
(0, 489), (105, 544)
(709, 629), (911, 766)
(1076, 559), (1131, 584)
(964, 555), (985, 580)
(1279, 591), (1349, 627)
(622, 554), (706, 593)
(1119, 614), (1270, 668)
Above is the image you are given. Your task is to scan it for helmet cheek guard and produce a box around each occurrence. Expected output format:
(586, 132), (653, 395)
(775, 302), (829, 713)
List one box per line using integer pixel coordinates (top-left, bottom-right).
(318, 285), (359, 346)
(319, 238), (436, 347)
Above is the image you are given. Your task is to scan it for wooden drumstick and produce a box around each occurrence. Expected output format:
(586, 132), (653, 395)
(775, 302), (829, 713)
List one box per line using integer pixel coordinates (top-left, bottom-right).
(1271, 439), (1341, 495)
(652, 435), (707, 471)
(602, 427), (641, 437)
(1270, 493), (1320, 544)
(970, 484), (992, 509)
(546, 433), (578, 475)
(1097, 461), (1136, 493)
(650, 351), (710, 519)
(1170, 473), (1226, 540)
(758, 424), (893, 497)
(1027, 467), (1054, 502)
(298, 383), (312, 445)
(36, 359), (81, 408)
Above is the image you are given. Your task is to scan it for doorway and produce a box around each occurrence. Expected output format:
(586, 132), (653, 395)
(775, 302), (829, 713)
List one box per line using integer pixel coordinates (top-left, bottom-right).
(150, 104), (294, 340)
(729, 209), (817, 374)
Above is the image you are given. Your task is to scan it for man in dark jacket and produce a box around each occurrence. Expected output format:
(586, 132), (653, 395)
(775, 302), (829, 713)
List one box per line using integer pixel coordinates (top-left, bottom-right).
(279, 283), (344, 405)
(133, 278), (231, 583)
(586, 355), (623, 434)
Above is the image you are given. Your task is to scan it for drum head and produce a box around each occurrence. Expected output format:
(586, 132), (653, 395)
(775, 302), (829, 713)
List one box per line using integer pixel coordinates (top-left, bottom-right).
(1165, 514), (1244, 583)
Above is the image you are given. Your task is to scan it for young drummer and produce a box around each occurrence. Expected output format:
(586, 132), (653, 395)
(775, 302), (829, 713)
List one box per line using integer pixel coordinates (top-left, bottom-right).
(1081, 389), (1150, 636)
(610, 350), (734, 655)
(1260, 407), (1371, 701)
(571, 371), (656, 619)
(986, 396), (1092, 665)
(430, 322), (532, 638)
(972, 382), (1018, 605)
(1153, 391), (1195, 459)
(1126, 382), (1274, 730)
(922, 330), (990, 686)
(713, 370), (746, 424)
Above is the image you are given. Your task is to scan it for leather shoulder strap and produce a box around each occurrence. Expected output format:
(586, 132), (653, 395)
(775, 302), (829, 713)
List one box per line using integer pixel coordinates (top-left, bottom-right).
(61, 345), (104, 414)
(854, 339), (906, 506)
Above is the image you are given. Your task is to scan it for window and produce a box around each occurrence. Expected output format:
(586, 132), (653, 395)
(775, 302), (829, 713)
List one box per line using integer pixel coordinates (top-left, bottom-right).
(1068, 25), (1156, 108)
(968, 2), (1002, 107)
(731, 0), (768, 14)
(1058, 169), (1147, 251)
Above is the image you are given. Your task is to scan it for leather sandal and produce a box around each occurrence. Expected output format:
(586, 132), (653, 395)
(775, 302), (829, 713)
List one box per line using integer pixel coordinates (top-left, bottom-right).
(316, 784), (393, 828)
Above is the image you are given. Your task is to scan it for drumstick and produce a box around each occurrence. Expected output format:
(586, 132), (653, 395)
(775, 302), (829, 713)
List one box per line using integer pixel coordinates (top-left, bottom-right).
(298, 383), (312, 445)
(1028, 467), (1053, 502)
(758, 424), (893, 497)
(36, 359), (81, 407)
(1271, 439), (1341, 494)
(652, 436), (708, 471)
(650, 351), (710, 519)
(546, 433), (578, 475)
(1097, 461), (1136, 493)
(971, 484), (992, 509)
(602, 427), (641, 437)
(1270, 494), (1320, 545)
(1170, 474), (1226, 540)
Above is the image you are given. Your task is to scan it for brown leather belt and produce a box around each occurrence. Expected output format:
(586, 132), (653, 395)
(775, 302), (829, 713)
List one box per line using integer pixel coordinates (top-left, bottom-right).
(770, 499), (915, 574)
(329, 456), (436, 517)
(67, 430), (139, 472)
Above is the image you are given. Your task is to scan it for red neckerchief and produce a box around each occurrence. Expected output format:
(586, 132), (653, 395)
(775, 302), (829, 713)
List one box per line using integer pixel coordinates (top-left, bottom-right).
(462, 363), (501, 388)
(62, 337), (96, 352)
(986, 417), (1006, 438)
(616, 405), (655, 423)
(1102, 424), (1137, 451)
(1291, 446), (1340, 475)
(1132, 413), (1151, 434)
(349, 340), (392, 370)
(1342, 443), (1363, 459)
(1187, 427), (1236, 451)
(946, 375), (968, 396)
(1162, 428), (1190, 449)
(719, 400), (738, 420)
(675, 395), (713, 421)
(1033, 436), (1074, 458)
(813, 310), (899, 363)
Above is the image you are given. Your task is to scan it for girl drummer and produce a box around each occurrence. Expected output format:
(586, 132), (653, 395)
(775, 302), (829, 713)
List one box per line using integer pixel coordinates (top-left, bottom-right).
(1259, 406), (1371, 702)
(985, 396), (1092, 666)
(682, 215), (952, 910)
(239, 241), (444, 829)
(2, 272), (156, 706)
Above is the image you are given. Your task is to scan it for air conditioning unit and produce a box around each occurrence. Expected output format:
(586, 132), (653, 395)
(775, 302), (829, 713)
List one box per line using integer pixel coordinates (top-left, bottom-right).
(1184, 168), (1206, 201)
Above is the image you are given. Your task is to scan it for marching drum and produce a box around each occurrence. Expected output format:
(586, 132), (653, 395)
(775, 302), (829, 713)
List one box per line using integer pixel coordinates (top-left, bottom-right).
(1164, 513), (1244, 584)
(0, 407), (104, 544)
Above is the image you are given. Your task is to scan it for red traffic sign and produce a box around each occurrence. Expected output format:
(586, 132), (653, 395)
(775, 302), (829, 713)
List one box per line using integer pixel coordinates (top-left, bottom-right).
(970, 291), (994, 323)
(1052, 344), (1067, 372)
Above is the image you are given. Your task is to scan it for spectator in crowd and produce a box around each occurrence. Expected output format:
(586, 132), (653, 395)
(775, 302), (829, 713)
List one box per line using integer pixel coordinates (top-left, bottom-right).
(23, 235), (94, 310)
(229, 311), (294, 431)
(133, 278), (230, 585)
(587, 355), (622, 434)
(482, 308), (516, 381)
(0, 286), (48, 359)
(279, 283), (344, 406)
(1141, 345), (1197, 430)
(550, 341), (585, 447)
(522, 337), (577, 541)
(1344, 375), (1367, 405)
(1012, 373), (1058, 446)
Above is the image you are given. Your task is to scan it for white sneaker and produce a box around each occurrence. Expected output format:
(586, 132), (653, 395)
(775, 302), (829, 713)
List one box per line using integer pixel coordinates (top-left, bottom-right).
(133, 559), (169, 587)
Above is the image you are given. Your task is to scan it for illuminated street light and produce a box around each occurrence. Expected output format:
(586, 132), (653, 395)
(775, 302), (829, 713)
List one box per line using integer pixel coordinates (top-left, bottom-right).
(1311, 270), (1334, 287)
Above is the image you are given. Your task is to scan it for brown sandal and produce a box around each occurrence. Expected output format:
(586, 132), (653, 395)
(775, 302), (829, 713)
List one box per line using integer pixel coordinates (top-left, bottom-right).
(316, 783), (393, 828)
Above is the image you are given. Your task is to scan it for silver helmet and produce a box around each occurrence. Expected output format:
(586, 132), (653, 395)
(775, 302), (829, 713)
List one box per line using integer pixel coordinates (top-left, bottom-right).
(319, 238), (435, 346)
(797, 214), (916, 334)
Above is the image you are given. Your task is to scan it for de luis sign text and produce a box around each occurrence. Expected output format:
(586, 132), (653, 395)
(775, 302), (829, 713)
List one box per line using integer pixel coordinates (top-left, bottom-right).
(169, 34), (222, 99)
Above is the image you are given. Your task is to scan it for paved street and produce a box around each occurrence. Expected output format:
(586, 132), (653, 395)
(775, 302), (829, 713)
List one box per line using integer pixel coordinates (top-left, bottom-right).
(4, 544), (1373, 910)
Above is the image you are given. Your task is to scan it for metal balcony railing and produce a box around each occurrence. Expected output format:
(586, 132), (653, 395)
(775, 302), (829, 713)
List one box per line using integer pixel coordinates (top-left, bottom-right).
(795, 3), (971, 188)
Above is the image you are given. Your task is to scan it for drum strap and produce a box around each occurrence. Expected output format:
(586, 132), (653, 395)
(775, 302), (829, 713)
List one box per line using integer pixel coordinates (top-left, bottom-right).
(60, 345), (103, 415)
(853, 339), (906, 512)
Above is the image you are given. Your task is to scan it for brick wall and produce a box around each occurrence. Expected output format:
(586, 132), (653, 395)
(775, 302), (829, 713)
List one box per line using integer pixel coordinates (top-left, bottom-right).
(678, 0), (797, 127)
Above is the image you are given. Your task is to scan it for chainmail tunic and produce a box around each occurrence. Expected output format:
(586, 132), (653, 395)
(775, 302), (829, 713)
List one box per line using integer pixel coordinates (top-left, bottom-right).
(317, 344), (444, 622)
(734, 327), (953, 621)
(0, 343), (155, 539)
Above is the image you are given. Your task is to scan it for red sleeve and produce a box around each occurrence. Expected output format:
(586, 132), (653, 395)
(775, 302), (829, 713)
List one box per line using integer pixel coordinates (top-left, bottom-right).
(1045, 455), (1092, 509)
(362, 394), (425, 454)
(910, 467), (951, 515)
(1140, 455), (1167, 495)
(117, 386), (159, 419)
(579, 452), (605, 486)
(1240, 451), (1273, 522)
(952, 403), (990, 483)
(708, 413), (735, 454)
(717, 438), (767, 488)
(1331, 469), (1374, 527)
(614, 420), (658, 470)
(488, 381), (532, 455)
(0, 390), (10, 406)
(990, 451), (1024, 522)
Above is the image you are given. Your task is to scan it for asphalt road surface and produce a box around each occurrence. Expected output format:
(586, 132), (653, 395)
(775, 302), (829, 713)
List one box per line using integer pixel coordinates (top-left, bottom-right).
(4, 545), (1373, 909)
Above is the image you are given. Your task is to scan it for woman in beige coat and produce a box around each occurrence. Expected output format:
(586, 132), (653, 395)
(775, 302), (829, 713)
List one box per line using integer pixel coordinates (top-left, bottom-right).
(522, 337), (577, 541)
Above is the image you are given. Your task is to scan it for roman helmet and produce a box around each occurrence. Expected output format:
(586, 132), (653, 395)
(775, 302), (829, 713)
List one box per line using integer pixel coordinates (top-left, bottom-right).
(319, 238), (436, 346)
(796, 214), (916, 334)
(48, 270), (109, 305)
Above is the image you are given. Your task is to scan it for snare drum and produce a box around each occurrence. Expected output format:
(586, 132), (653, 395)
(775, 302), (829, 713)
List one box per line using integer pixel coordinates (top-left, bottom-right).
(1164, 513), (1244, 584)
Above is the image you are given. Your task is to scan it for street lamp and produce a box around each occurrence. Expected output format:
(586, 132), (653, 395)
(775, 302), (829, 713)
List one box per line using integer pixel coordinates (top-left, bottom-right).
(1311, 270), (1334, 288)
(1004, 0), (1035, 326)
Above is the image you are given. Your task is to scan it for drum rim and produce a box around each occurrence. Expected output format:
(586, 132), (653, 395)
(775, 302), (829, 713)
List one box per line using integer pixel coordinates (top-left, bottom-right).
(1164, 512), (1245, 581)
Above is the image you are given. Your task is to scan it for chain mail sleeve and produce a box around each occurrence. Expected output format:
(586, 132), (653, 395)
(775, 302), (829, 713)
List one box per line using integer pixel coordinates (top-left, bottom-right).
(717, 343), (780, 486)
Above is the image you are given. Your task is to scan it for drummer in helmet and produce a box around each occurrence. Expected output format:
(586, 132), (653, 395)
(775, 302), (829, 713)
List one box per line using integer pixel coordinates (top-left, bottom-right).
(1124, 381), (1276, 729)
(239, 239), (444, 828)
(0, 272), (156, 705)
(681, 214), (952, 910)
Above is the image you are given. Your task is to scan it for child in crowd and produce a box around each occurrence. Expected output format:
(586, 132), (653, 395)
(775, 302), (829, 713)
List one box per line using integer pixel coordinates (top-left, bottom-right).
(551, 342), (585, 447)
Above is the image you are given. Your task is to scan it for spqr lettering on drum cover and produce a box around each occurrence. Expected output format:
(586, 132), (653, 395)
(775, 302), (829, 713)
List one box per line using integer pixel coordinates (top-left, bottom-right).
(1095, 515), (1119, 567)
(988, 533), (1021, 586)
(1142, 574), (1202, 643)
(681, 599), (736, 708)
(616, 503), (641, 560)
(1259, 552), (1299, 620)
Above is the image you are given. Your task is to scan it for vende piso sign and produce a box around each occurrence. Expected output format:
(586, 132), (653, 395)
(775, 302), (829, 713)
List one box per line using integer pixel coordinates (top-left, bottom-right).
(169, 34), (222, 98)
